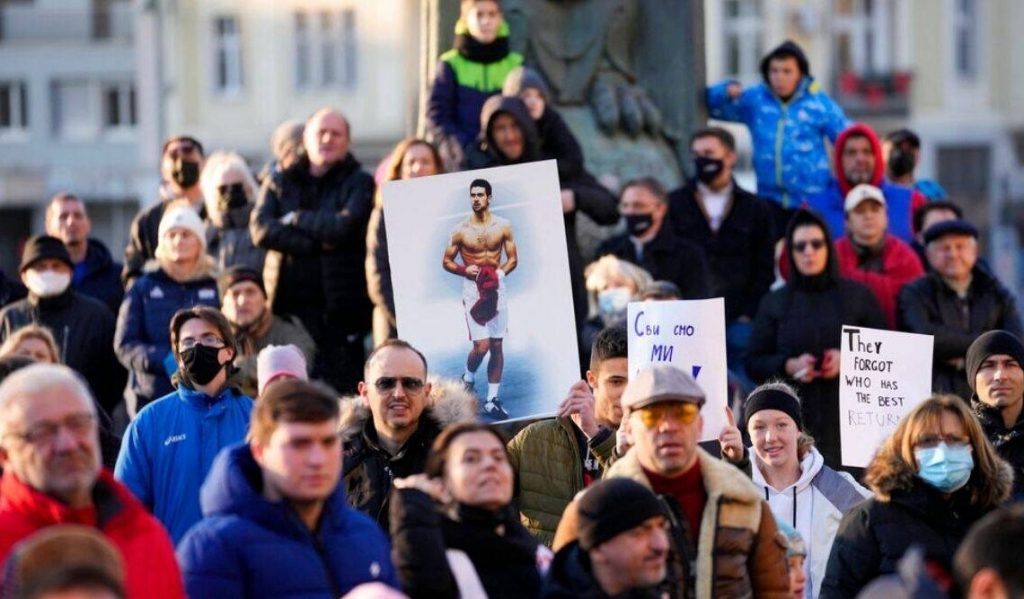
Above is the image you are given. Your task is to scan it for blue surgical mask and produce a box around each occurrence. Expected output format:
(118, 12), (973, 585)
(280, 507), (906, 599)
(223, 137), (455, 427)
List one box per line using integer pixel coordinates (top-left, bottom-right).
(915, 441), (973, 493)
(597, 287), (632, 322)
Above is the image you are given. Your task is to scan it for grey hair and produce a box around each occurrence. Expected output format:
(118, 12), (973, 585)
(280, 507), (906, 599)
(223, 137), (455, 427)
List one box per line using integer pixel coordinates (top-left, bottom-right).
(0, 364), (95, 437)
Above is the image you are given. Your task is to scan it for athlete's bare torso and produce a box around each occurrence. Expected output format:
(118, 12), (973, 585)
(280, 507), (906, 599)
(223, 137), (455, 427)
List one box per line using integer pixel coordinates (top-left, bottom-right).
(443, 212), (518, 277)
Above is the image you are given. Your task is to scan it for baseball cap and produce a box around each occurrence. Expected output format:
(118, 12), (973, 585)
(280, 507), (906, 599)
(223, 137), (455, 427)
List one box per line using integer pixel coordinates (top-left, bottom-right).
(844, 184), (887, 213)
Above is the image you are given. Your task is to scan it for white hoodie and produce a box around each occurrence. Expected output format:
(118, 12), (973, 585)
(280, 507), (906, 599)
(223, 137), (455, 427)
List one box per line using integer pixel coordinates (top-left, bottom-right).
(750, 447), (870, 599)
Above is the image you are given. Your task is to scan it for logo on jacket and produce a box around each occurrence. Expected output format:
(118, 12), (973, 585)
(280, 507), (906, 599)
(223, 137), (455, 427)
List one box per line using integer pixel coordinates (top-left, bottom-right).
(369, 562), (381, 578)
(150, 286), (164, 299)
(198, 288), (216, 300)
(163, 433), (187, 446)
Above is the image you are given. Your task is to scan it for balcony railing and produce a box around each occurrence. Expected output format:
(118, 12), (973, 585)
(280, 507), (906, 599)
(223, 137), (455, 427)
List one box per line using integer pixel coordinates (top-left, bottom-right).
(833, 70), (912, 118)
(0, 4), (134, 43)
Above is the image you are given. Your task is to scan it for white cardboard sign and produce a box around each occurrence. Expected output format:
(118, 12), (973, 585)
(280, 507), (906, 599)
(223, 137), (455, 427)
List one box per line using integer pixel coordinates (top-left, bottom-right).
(627, 298), (728, 441)
(839, 325), (934, 467)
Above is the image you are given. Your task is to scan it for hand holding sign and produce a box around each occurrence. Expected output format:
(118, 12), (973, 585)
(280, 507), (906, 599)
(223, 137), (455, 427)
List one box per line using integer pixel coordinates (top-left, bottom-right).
(820, 349), (841, 379)
(786, 353), (818, 383)
(558, 380), (598, 438)
(718, 406), (744, 463)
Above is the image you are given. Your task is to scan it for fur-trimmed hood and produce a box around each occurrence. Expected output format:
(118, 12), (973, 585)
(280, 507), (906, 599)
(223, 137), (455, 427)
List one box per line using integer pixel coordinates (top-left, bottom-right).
(339, 375), (477, 442)
(608, 446), (764, 506)
(866, 449), (1014, 504)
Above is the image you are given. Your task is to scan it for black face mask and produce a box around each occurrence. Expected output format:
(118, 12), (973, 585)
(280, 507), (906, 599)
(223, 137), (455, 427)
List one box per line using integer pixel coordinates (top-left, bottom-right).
(172, 159), (201, 188)
(887, 150), (915, 178)
(217, 183), (248, 212)
(694, 156), (726, 184)
(624, 213), (655, 236)
(180, 344), (225, 386)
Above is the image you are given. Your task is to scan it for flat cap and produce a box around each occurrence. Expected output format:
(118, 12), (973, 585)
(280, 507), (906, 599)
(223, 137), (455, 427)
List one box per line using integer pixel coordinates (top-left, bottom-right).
(621, 364), (705, 412)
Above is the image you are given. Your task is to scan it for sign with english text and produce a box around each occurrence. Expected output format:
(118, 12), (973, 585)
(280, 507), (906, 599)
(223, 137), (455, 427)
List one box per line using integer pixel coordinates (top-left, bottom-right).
(839, 325), (934, 467)
(627, 298), (727, 441)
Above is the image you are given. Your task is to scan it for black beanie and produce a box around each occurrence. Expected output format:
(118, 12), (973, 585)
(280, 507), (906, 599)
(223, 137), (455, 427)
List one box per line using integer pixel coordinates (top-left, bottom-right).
(19, 235), (72, 272)
(218, 265), (266, 298)
(966, 330), (1024, 394)
(742, 387), (803, 431)
(577, 478), (664, 551)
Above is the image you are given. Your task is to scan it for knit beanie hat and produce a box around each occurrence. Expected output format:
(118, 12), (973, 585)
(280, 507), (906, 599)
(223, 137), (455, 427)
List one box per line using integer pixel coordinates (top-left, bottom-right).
(19, 235), (73, 272)
(966, 330), (1024, 394)
(742, 386), (803, 431)
(257, 344), (308, 397)
(577, 478), (664, 551)
(219, 265), (266, 298)
(158, 204), (207, 249)
(501, 66), (552, 103)
(776, 520), (807, 558)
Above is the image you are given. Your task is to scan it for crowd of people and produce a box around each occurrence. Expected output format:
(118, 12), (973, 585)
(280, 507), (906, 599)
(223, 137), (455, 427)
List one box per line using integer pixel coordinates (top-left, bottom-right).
(0, 0), (1023, 597)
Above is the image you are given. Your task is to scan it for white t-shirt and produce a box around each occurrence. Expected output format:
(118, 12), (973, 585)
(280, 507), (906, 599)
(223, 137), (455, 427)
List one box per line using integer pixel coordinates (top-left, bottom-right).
(698, 182), (731, 232)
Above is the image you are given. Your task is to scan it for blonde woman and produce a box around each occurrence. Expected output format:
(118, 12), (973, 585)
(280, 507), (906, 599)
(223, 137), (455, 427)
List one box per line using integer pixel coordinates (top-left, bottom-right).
(200, 151), (265, 273)
(0, 324), (60, 363)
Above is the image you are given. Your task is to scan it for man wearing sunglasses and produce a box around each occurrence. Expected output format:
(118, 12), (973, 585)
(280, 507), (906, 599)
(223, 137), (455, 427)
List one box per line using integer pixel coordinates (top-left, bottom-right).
(343, 339), (476, 533)
(556, 364), (789, 597)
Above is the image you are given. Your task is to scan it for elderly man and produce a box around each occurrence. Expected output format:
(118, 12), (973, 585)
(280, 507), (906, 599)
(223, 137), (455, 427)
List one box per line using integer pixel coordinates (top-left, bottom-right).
(555, 364), (790, 598)
(44, 193), (123, 314)
(0, 363), (183, 598)
(342, 339), (474, 532)
(899, 220), (1023, 398)
(252, 107), (374, 394)
(123, 135), (206, 285)
(834, 183), (924, 327)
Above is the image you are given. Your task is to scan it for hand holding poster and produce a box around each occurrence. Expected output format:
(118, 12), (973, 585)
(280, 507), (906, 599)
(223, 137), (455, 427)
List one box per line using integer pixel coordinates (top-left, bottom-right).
(627, 298), (727, 441)
(839, 325), (934, 467)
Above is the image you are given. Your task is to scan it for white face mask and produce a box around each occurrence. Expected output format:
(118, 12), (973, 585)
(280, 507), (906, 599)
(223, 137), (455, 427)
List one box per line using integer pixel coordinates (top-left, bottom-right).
(24, 270), (71, 298)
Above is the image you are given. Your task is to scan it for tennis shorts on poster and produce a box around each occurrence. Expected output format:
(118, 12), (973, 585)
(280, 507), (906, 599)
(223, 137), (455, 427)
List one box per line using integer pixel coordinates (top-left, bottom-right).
(382, 160), (580, 421)
(626, 298), (728, 442)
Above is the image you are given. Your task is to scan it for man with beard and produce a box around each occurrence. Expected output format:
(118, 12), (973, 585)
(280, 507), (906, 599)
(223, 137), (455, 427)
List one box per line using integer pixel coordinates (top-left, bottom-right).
(218, 266), (316, 398)
(442, 177), (518, 419)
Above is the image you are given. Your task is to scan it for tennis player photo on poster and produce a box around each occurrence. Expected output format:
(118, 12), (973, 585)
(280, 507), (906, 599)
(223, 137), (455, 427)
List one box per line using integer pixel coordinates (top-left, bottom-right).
(382, 160), (580, 421)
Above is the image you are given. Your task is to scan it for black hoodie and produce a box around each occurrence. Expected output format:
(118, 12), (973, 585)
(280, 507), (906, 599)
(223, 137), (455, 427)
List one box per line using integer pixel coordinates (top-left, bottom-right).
(760, 40), (811, 83)
(463, 95), (542, 169)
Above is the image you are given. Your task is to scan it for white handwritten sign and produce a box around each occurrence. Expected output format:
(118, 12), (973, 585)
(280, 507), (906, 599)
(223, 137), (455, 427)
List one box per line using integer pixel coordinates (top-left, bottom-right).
(840, 325), (934, 467)
(627, 298), (727, 441)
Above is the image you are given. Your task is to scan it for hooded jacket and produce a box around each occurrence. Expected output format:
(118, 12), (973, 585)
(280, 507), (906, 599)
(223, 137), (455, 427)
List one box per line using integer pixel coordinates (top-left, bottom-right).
(177, 444), (398, 598)
(750, 447), (870, 598)
(340, 377), (476, 532)
(809, 123), (926, 244)
(834, 234), (924, 328)
(557, 448), (791, 599)
(707, 41), (849, 207)
(114, 383), (253, 544)
(971, 401), (1024, 500)
(113, 260), (220, 416)
(0, 469), (185, 599)
(427, 20), (524, 150)
(820, 448), (1013, 598)
(747, 209), (886, 466)
(74, 238), (124, 314)
(463, 95), (543, 170)
(0, 287), (126, 415)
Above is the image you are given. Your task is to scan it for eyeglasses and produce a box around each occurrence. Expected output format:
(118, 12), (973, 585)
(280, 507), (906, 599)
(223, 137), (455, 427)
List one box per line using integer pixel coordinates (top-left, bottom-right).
(374, 376), (425, 393)
(793, 239), (827, 253)
(179, 334), (226, 350)
(3, 413), (96, 447)
(916, 434), (970, 450)
(634, 402), (699, 428)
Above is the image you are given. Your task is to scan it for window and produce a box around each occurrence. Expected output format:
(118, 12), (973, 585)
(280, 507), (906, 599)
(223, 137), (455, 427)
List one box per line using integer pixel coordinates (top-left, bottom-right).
(294, 7), (357, 90)
(52, 80), (97, 140)
(102, 81), (136, 129)
(213, 15), (243, 94)
(0, 81), (28, 131)
(721, 0), (762, 84)
(831, 0), (900, 75)
(954, 0), (978, 79)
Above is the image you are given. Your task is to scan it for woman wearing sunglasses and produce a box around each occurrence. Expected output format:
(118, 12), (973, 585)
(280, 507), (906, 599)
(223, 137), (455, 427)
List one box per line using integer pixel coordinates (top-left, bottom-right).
(390, 422), (550, 599)
(821, 395), (1012, 597)
(747, 208), (885, 467)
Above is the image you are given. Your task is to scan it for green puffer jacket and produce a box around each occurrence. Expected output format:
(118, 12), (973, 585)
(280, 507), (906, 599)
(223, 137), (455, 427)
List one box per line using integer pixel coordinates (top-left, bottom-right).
(507, 417), (617, 546)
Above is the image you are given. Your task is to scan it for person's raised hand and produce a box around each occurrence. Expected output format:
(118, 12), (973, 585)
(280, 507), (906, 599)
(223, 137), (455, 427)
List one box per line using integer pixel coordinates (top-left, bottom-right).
(393, 474), (448, 503)
(719, 406), (744, 463)
(559, 380), (598, 438)
(786, 353), (818, 383)
(727, 82), (743, 99)
(820, 348), (842, 379)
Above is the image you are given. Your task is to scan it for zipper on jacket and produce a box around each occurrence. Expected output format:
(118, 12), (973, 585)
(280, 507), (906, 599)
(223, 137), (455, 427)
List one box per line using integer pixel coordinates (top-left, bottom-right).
(313, 531), (342, 597)
(774, 113), (787, 208)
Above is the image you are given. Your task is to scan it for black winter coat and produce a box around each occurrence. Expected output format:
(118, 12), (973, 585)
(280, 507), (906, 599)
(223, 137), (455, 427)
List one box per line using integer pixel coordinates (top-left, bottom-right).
(0, 272), (26, 308)
(542, 541), (661, 599)
(820, 479), (989, 599)
(251, 154), (374, 337)
(390, 487), (544, 599)
(898, 267), (1024, 400)
(596, 225), (712, 301)
(74, 239), (124, 315)
(668, 180), (776, 321)
(0, 289), (126, 414)
(972, 399), (1024, 499)
(206, 203), (265, 274)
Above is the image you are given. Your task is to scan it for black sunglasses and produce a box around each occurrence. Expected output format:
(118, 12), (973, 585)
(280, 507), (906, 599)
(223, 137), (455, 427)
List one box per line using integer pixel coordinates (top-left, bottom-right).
(374, 376), (425, 393)
(793, 239), (827, 253)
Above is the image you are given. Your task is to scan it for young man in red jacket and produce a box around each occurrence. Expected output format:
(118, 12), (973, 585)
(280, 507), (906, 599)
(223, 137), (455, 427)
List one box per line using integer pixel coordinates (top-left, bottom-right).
(835, 183), (924, 327)
(0, 364), (183, 599)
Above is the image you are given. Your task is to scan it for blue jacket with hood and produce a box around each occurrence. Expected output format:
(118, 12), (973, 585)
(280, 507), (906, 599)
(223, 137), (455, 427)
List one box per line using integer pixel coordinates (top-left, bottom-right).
(177, 443), (397, 598)
(707, 41), (849, 208)
(114, 383), (253, 544)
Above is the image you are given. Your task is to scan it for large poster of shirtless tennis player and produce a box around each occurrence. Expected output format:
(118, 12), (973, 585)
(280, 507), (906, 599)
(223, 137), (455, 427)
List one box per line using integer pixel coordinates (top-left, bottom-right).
(382, 161), (579, 421)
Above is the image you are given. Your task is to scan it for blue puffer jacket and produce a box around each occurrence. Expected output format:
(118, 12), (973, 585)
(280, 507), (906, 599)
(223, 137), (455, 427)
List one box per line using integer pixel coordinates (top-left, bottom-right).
(707, 77), (849, 208)
(114, 263), (219, 416)
(178, 443), (398, 598)
(115, 384), (252, 544)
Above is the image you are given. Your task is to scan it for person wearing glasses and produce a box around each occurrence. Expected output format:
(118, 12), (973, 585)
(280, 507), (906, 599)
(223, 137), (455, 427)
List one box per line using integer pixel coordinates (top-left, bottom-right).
(0, 363), (185, 598)
(821, 395), (1013, 597)
(115, 306), (253, 544)
(747, 208), (885, 467)
(554, 364), (791, 598)
(123, 135), (207, 286)
(342, 339), (476, 533)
